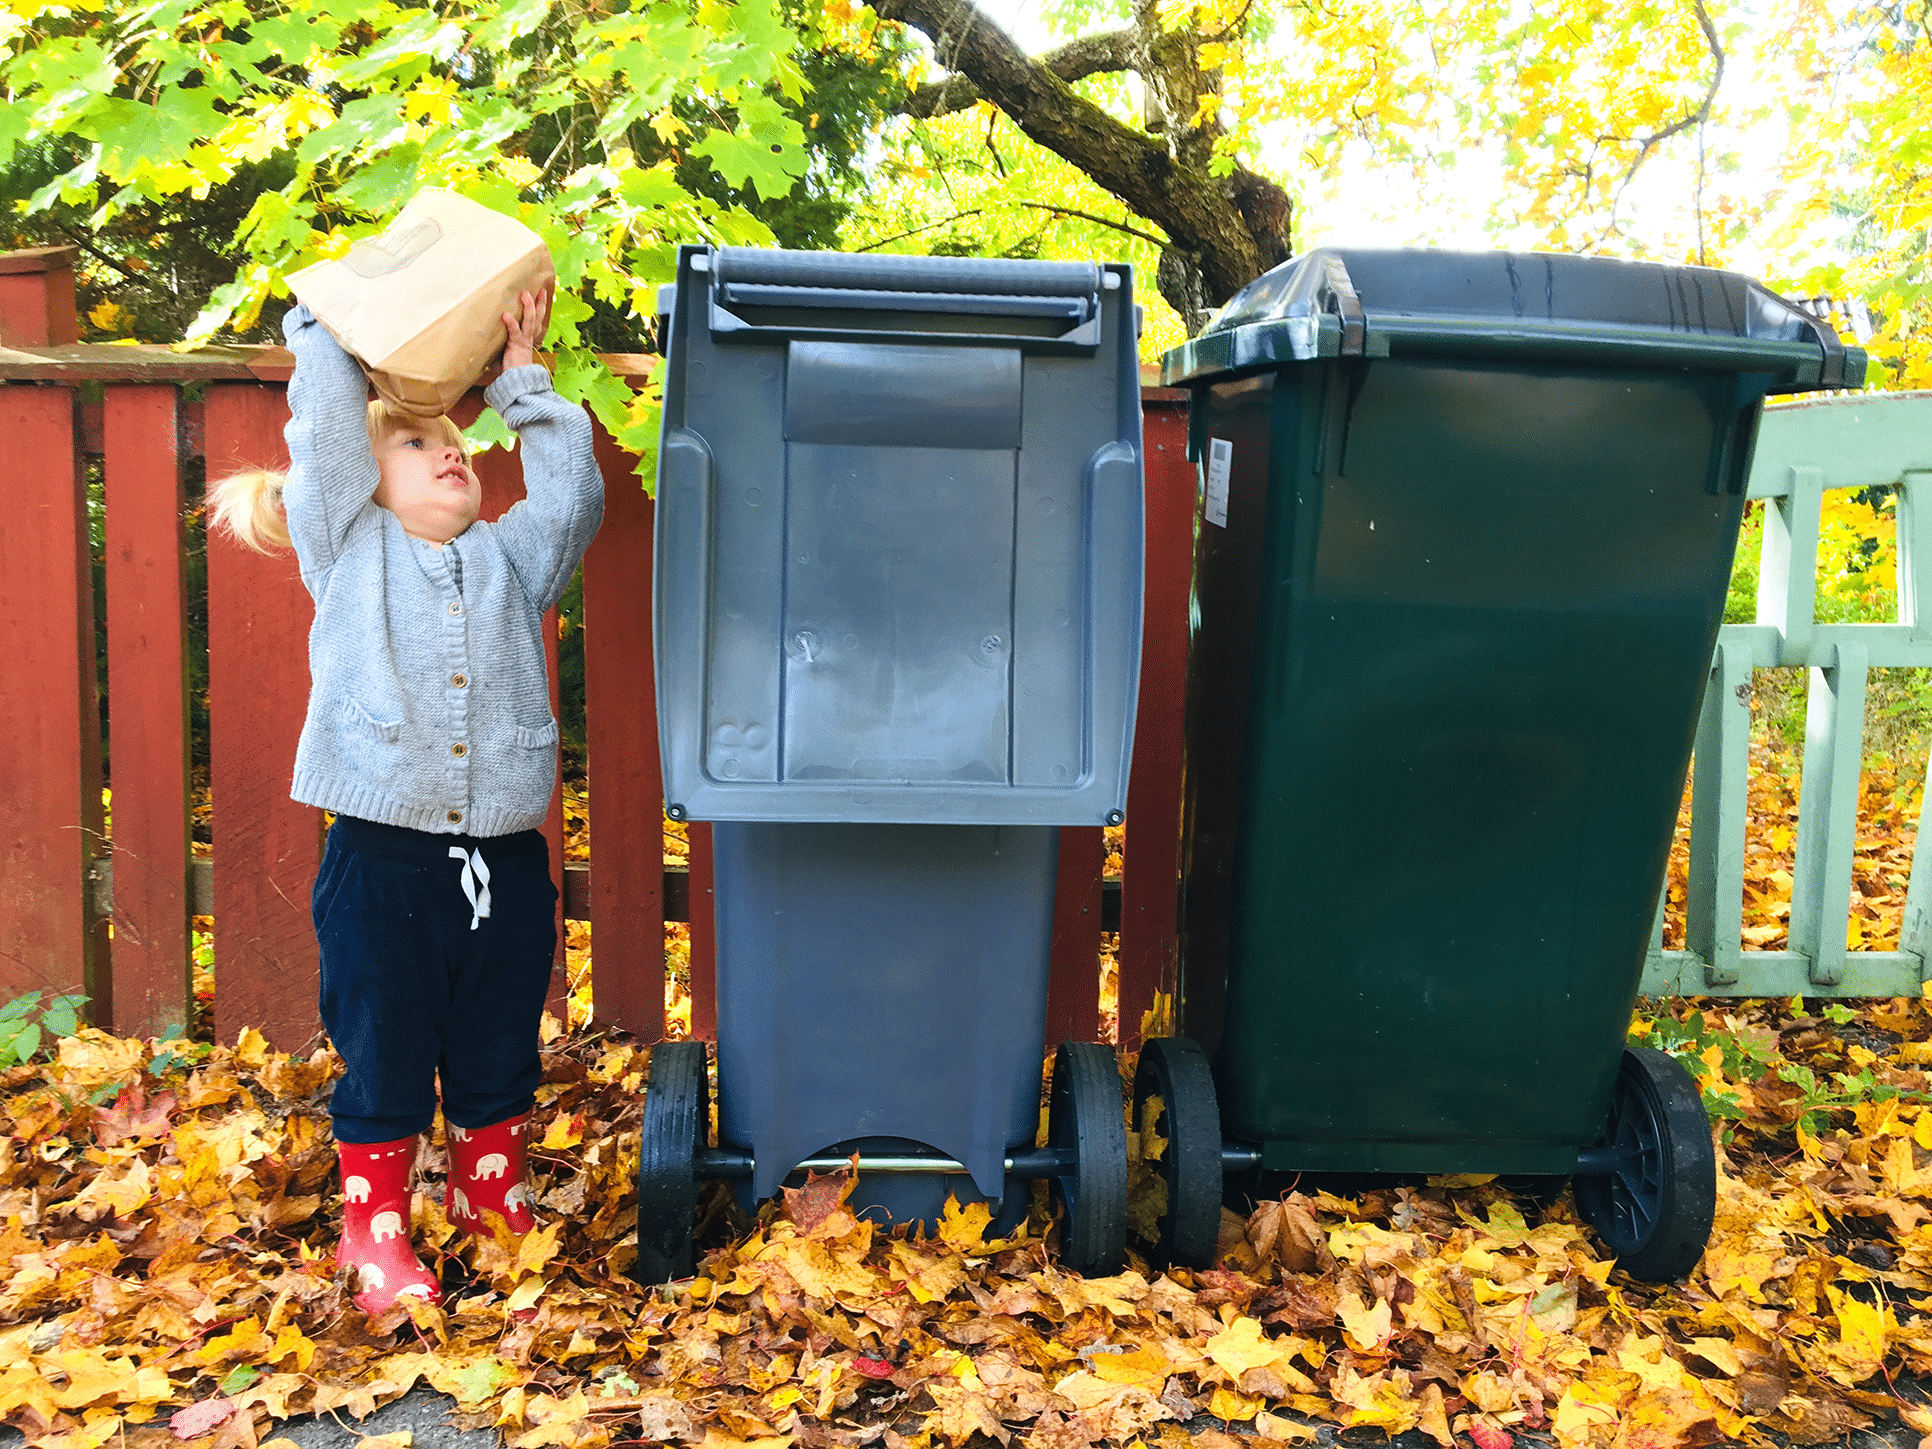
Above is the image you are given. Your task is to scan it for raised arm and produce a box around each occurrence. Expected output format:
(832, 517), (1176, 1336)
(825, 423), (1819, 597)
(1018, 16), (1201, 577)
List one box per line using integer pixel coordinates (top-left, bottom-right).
(279, 304), (381, 586)
(486, 292), (604, 611)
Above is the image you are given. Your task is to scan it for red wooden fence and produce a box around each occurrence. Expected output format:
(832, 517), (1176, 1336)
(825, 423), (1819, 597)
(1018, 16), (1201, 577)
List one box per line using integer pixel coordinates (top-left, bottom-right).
(0, 247), (1197, 1053)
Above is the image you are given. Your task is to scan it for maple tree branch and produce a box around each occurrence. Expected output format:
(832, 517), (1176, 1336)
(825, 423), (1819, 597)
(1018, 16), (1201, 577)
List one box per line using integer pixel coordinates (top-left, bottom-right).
(901, 27), (1138, 118)
(852, 207), (991, 250)
(872, 0), (1274, 304)
(1603, 0), (1725, 240)
(1015, 201), (1169, 249)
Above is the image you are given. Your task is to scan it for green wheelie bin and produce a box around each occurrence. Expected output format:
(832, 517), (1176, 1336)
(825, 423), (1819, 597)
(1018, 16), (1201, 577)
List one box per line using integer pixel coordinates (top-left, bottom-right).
(1132, 249), (1865, 1281)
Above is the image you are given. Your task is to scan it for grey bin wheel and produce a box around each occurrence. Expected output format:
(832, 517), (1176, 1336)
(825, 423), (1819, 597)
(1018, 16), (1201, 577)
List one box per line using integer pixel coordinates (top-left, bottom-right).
(635, 1041), (709, 1284)
(1048, 1041), (1128, 1277)
(1573, 1046), (1716, 1283)
(1131, 1037), (1222, 1269)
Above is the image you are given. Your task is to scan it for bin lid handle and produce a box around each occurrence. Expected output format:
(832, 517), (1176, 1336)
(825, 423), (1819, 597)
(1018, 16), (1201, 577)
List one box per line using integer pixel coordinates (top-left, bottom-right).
(1322, 254), (1366, 357)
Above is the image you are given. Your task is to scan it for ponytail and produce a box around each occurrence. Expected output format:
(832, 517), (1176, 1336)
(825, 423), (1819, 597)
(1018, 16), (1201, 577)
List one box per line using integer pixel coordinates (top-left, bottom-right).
(206, 467), (292, 554)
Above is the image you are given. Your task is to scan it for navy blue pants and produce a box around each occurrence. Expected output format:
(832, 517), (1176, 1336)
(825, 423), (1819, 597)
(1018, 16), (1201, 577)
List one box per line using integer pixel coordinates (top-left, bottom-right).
(314, 815), (558, 1144)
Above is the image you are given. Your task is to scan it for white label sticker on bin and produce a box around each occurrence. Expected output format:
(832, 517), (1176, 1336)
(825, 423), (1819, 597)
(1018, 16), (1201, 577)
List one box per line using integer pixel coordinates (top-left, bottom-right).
(1205, 437), (1233, 528)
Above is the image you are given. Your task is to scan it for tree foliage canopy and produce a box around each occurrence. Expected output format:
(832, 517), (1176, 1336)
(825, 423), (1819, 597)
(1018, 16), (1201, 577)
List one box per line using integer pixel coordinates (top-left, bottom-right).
(849, 0), (1930, 386)
(1, 0), (1926, 437)
(0, 0), (846, 464)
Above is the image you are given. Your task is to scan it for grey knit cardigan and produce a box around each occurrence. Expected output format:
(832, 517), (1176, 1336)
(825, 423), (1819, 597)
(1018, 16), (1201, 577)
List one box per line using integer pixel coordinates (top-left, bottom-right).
(280, 303), (604, 837)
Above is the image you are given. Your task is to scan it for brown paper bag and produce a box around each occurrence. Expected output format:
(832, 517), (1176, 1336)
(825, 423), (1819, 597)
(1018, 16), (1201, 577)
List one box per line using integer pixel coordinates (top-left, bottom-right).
(288, 190), (555, 417)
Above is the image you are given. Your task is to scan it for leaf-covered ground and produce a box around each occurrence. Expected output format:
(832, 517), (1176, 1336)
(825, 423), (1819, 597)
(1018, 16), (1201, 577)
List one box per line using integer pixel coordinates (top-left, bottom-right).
(9, 987), (1932, 1449)
(33, 745), (1932, 1449)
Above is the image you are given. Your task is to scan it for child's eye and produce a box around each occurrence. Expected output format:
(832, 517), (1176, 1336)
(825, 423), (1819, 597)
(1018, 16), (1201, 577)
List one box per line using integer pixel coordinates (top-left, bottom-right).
(404, 436), (426, 448)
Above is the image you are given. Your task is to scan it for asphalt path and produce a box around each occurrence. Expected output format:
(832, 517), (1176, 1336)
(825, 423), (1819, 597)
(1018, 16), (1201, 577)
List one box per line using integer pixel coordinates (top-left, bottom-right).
(7, 1387), (1925, 1449)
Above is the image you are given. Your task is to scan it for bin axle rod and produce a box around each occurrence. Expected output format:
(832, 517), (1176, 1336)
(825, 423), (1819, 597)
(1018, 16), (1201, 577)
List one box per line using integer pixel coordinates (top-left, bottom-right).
(1221, 1145), (1264, 1172)
(694, 1147), (1073, 1181)
(1574, 1145), (1643, 1176)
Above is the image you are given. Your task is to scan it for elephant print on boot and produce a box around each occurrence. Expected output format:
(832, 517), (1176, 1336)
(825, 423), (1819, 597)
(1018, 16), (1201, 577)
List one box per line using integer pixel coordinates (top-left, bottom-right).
(447, 1114), (536, 1236)
(336, 1136), (439, 1314)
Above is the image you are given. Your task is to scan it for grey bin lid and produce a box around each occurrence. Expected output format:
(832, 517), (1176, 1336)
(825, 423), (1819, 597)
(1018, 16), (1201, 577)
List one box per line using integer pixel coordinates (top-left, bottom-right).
(652, 245), (1147, 826)
(1161, 247), (1867, 392)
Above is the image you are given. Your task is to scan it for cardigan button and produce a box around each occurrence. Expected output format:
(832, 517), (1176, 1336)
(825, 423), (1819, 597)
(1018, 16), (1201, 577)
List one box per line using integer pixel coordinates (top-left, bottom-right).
(452, 673), (467, 688)
(448, 602), (461, 616)
(447, 810), (463, 824)
(451, 742), (467, 758)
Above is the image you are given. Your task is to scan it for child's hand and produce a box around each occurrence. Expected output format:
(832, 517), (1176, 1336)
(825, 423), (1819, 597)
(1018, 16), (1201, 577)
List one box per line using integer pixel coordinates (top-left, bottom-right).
(501, 288), (552, 372)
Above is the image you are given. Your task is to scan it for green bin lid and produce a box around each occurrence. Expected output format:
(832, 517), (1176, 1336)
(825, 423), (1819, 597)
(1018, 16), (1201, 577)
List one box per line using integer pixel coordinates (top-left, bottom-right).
(1160, 247), (1865, 392)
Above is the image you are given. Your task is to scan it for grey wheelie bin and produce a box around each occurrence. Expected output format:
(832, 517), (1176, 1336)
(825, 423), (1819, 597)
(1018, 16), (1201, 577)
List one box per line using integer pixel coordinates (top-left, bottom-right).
(639, 245), (1146, 1280)
(1130, 248), (1864, 1280)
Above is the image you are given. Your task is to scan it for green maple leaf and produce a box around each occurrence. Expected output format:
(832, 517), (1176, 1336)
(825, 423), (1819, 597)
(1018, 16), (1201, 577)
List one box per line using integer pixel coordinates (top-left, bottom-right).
(83, 90), (223, 182)
(688, 95), (807, 201)
(444, 1355), (515, 1406)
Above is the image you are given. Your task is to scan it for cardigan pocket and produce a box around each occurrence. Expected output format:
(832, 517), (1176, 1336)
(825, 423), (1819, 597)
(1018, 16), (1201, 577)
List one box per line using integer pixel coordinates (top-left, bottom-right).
(340, 696), (402, 744)
(516, 719), (560, 750)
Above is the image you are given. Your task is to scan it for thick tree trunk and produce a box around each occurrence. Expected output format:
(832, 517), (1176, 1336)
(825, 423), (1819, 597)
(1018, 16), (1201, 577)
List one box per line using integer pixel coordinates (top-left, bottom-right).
(874, 0), (1292, 329)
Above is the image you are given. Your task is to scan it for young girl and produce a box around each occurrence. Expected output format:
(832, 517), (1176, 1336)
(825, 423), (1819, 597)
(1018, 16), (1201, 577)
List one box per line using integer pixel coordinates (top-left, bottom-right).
(211, 288), (603, 1313)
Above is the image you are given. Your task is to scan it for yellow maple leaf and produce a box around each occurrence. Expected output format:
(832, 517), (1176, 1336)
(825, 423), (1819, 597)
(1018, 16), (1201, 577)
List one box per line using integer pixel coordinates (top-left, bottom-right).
(698, 1430), (791, 1449)
(1337, 1292), (1393, 1354)
(192, 1317), (265, 1367)
(1330, 1362), (1419, 1435)
(53, 1030), (146, 1090)
(1823, 1287), (1891, 1385)
(516, 1221), (564, 1277)
(73, 1157), (152, 1217)
(1087, 1346), (1171, 1391)
(233, 1027), (271, 1072)
(936, 1196), (994, 1255)
(1415, 1384), (1453, 1448)
(1207, 1386), (1264, 1422)
(1253, 1412), (1320, 1442)
(1685, 1337), (1743, 1377)
(649, 109), (690, 144)
(886, 1241), (968, 1303)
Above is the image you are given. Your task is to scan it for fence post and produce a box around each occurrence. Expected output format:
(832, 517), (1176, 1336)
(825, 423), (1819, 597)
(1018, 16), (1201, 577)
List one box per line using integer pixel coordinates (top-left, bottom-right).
(1046, 828), (1103, 1044)
(204, 383), (324, 1049)
(1898, 469), (1932, 971)
(0, 383), (107, 1016)
(0, 245), (78, 348)
(582, 433), (668, 1040)
(1118, 393), (1193, 1049)
(103, 385), (194, 1039)
(1790, 640), (1870, 987)
(686, 825), (716, 1039)
(1686, 639), (1753, 987)
(1758, 465), (1822, 658)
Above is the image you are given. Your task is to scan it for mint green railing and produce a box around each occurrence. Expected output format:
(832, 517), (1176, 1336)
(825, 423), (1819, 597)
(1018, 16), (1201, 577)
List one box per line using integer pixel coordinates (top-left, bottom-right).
(1642, 390), (1932, 997)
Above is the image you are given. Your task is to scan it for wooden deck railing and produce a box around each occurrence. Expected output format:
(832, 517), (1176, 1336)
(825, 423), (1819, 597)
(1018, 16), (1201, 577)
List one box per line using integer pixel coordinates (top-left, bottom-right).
(0, 246), (1196, 1050)
(1642, 389), (1932, 998)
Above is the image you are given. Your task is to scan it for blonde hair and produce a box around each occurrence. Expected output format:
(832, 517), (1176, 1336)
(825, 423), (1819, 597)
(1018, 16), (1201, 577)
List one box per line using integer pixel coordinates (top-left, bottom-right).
(207, 401), (471, 554)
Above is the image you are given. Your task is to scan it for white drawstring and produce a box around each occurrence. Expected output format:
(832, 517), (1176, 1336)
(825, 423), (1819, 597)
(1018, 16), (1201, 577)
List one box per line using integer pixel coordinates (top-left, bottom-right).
(449, 846), (492, 930)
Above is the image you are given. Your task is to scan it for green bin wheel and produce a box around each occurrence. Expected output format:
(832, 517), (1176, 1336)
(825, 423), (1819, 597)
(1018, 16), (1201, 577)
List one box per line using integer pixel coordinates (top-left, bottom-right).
(634, 1041), (709, 1284)
(1131, 1037), (1222, 1269)
(1573, 1047), (1716, 1283)
(1048, 1041), (1128, 1277)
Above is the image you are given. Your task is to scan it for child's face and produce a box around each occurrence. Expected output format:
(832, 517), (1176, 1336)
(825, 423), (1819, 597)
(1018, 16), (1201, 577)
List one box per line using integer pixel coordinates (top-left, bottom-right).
(373, 421), (481, 546)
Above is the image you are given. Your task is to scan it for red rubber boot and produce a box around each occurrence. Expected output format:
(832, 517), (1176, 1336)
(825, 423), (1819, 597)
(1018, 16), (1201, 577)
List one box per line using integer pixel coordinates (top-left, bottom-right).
(447, 1115), (537, 1235)
(337, 1137), (440, 1313)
